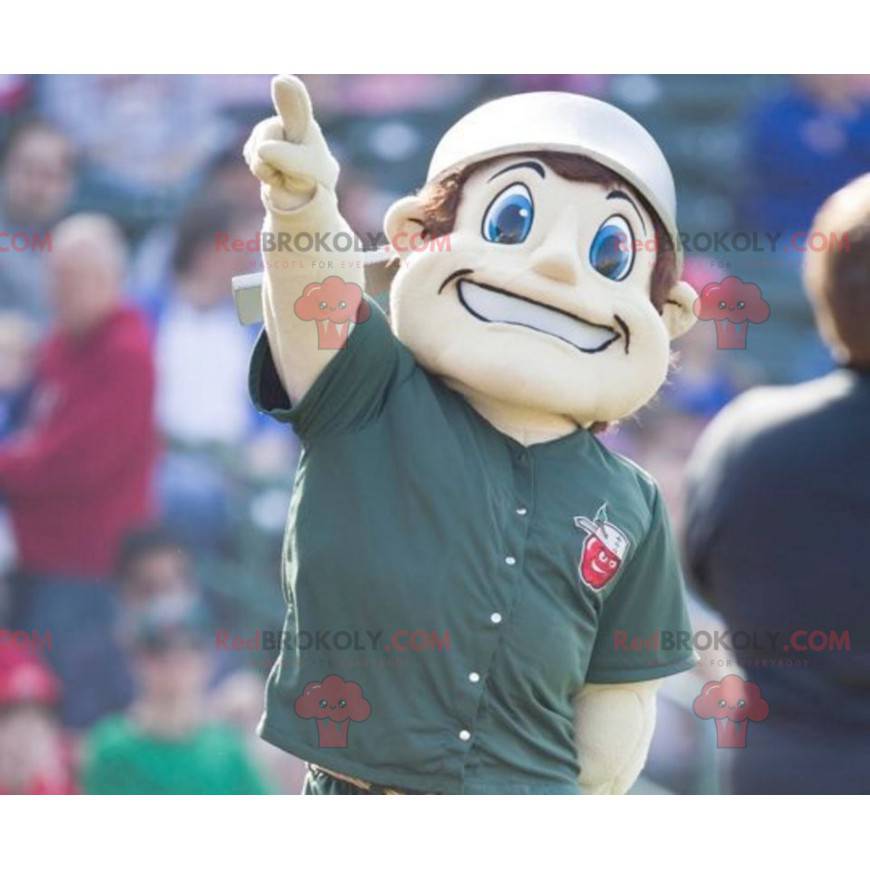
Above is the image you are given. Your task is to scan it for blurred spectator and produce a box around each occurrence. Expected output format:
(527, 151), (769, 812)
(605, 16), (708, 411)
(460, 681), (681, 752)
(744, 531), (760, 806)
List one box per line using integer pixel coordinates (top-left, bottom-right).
(116, 525), (198, 613)
(0, 117), (76, 324)
(129, 143), (262, 299)
(0, 642), (75, 794)
(38, 76), (225, 232)
(205, 145), (264, 218)
(151, 198), (258, 551)
(742, 75), (870, 236)
(684, 174), (870, 793)
(155, 197), (256, 447)
(0, 214), (157, 728)
(114, 524), (255, 686)
(82, 597), (268, 794)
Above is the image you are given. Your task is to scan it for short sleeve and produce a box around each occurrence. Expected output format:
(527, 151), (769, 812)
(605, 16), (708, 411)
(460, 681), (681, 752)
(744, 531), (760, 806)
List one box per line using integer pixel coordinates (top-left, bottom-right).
(248, 297), (404, 441)
(585, 487), (698, 683)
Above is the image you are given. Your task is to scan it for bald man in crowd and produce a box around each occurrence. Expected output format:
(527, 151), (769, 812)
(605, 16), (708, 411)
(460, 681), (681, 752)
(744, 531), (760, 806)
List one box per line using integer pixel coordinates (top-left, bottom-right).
(0, 214), (158, 729)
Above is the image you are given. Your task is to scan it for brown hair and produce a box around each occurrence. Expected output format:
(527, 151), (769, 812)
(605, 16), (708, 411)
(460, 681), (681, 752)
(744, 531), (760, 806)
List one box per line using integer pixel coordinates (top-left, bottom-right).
(416, 150), (677, 312)
(804, 173), (870, 368)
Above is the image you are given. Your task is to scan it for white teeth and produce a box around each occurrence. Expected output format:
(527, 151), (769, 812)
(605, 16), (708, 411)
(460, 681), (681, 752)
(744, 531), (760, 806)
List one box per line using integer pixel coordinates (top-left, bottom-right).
(457, 280), (618, 353)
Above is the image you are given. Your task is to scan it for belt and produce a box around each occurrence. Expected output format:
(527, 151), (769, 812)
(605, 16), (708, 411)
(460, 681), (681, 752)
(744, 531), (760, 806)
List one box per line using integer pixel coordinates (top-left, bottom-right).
(308, 763), (407, 795)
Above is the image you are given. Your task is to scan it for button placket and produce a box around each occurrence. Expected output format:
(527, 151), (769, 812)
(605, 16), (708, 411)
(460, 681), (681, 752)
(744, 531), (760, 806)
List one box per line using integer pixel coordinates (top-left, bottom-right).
(500, 447), (532, 578)
(456, 445), (535, 769)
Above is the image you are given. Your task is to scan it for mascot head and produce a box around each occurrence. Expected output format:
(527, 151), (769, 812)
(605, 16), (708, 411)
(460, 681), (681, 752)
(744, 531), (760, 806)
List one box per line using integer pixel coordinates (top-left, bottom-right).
(384, 91), (696, 427)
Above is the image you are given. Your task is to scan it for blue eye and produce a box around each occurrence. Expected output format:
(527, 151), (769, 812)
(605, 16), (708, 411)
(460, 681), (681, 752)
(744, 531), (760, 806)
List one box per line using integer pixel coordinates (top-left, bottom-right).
(589, 215), (635, 281)
(482, 183), (534, 244)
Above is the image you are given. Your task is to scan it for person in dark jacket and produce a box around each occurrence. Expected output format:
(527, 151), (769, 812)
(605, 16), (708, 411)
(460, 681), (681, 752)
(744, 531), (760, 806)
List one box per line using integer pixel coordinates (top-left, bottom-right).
(684, 173), (870, 794)
(0, 214), (158, 728)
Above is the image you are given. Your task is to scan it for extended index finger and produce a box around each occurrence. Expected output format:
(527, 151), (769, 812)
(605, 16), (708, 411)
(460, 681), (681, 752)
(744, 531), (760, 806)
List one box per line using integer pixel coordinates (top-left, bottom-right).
(271, 74), (312, 144)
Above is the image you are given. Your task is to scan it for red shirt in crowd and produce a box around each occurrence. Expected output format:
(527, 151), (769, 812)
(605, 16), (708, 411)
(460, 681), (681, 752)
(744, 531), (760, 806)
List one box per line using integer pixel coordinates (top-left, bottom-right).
(0, 305), (158, 577)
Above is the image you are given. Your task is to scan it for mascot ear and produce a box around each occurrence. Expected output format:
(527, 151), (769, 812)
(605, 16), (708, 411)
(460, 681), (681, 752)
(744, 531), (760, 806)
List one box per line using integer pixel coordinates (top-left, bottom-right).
(661, 280), (697, 340)
(384, 195), (427, 263)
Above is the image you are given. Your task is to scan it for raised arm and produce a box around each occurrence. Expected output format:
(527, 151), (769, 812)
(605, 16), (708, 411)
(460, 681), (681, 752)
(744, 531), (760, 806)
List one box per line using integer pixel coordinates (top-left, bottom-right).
(243, 75), (364, 403)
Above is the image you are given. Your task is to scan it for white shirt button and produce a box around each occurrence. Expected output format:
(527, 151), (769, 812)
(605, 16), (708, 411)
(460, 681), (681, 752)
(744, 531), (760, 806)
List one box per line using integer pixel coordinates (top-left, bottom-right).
(490, 612), (502, 624)
(516, 507), (527, 516)
(505, 556), (516, 566)
(468, 672), (480, 683)
(459, 729), (471, 741)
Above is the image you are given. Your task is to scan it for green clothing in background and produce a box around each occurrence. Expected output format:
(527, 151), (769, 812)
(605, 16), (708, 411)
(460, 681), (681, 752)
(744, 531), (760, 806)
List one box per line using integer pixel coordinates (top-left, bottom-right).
(83, 716), (269, 795)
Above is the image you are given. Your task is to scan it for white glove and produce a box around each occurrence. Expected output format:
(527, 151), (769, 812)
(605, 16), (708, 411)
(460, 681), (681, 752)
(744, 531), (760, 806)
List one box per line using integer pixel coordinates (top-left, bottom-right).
(243, 74), (340, 213)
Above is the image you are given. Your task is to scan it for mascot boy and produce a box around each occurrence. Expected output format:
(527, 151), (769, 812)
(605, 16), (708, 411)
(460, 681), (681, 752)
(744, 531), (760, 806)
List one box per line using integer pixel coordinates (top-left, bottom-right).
(240, 76), (698, 794)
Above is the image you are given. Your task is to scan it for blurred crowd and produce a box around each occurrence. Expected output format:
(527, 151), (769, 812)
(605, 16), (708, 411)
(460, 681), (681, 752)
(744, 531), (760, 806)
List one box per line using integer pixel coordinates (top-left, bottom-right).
(0, 74), (867, 794)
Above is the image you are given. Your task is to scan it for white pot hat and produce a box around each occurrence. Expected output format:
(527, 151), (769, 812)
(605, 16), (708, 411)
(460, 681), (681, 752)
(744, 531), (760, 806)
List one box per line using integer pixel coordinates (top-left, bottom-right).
(574, 508), (630, 560)
(579, 519), (630, 561)
(427, 91), (681, 273)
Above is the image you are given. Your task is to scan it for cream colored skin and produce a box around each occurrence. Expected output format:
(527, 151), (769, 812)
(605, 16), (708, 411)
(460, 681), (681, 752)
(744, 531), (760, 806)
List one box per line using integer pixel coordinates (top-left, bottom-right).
(386, 168), (696, 437)
(245, 75), (695, 794)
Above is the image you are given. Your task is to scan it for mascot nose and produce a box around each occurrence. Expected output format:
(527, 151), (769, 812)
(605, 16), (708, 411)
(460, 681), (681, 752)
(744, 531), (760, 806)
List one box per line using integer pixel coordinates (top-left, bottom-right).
(530, 244), (581, 285)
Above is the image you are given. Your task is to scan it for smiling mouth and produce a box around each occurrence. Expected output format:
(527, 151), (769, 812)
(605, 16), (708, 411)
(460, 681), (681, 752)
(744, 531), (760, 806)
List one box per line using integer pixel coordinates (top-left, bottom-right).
(456, 279), (622, 354)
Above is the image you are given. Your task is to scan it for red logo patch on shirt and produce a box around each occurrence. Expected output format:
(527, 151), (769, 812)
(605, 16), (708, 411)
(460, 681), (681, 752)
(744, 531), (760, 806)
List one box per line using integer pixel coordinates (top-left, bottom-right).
(573, 504), (630, 591)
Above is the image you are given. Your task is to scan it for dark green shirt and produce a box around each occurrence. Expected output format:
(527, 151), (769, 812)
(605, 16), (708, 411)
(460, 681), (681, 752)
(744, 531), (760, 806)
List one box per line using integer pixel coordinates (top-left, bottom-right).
(250, 299), (696, 794)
